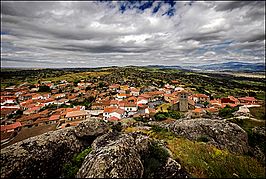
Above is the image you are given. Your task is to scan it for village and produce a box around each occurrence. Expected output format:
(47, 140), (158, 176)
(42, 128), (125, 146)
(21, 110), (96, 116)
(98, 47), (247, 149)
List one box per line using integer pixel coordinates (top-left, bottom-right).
(0, 77), (262, 145)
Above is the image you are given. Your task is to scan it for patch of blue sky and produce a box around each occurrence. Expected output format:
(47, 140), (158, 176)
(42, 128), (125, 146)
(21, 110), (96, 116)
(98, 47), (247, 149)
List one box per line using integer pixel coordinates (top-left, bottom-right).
(103, 0), (176, 17)
(193, 47), (208, 55)
(0, 31), (9, 35)
(152, 2), (162, 14)
(162, 7), (175, 17)
(1, 41), (26, 52)
(192, 41), (234, 56)
(138, 1), (154, 11)
(163, 0), (176, 7)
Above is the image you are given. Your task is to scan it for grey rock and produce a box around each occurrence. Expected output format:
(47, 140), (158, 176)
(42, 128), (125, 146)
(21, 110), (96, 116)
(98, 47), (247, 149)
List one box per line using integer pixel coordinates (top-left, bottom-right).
(150, 118), (249, 154)
(157, 157), (190, 178)
(1, 127), (85, 178)
(250, 126), (266, 164)
(252, 126), (266, 137)
(76, 132), (150, 178)
(74, 119), (109, 139)
(77, 131), (189, 178)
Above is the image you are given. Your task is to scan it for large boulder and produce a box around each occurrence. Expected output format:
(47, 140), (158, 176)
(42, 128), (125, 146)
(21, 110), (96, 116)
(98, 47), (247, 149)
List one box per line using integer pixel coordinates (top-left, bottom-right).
(157, 157), (190, 178)
(0, 119), (111, 178)
(76, 132), (150, 178)
(149, 118), (249, 154)
(169, 119), (249, 154)
(77, 131), (189, 178)
(74, 119), (109, 141)
(249, 126), (266, 164)
(0, 127), (84, 178)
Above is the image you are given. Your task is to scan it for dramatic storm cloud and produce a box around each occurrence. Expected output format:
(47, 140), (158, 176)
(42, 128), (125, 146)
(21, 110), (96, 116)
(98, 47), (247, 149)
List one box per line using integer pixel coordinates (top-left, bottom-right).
(1, 1), (265, 68)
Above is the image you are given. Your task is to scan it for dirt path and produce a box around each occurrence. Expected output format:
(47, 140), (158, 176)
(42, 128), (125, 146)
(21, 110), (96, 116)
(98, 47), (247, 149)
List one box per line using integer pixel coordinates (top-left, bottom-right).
(1, 124), (57, 148)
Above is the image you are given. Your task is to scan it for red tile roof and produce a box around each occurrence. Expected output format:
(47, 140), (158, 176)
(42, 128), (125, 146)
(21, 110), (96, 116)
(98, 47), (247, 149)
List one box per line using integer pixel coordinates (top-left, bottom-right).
(65, 110), (87, 118)
(108, 116), (120, 121)
(103, 107), (117, 113)
(139, 94), (151, 99)
(137, 96), (148, 101)
(130, 87), (140, 92)
(110, 100), (119, 105)
(0, 108), (19, 116)
(128, 96), (137, 102)
(238, 97), (257, 101)
(117, 93), (127, 97)
(112, 108), (125, 115)
(1, 122), (22, 132)
(206, 108), (219, 113)
(228, 96), (239, 102)
(193, 94), (209, 98)
(124, 102), (137, 107)
(49, 114), (60, 121)
(109, 84), (120, 89)
(193, 108), (204, 113)
(43, 98), (55, 103)
(17, 114), (41, 122)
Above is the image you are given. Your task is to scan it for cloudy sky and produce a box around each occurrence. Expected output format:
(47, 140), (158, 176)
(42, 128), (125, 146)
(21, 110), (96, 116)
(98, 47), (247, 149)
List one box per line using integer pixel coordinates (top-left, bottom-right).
(1, 1), (265, 68)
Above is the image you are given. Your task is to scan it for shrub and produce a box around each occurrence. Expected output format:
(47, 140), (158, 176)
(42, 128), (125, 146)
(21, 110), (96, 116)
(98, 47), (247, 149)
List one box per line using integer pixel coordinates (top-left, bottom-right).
(154, 111), (181, 121)
(168, 138), (266, 178)
(62, 147), (92, 178)
(168, 110), (181, 119)
(197, 135), (209, 142)
(38, 85), (50, 92)
(111, 122), (122, 132)
(154, 113), (167, 121)
(133, 117), (143, 122)
(151, 125), (167, 133)
(218, 105), (239, 118)
(143, 141), (170, 178)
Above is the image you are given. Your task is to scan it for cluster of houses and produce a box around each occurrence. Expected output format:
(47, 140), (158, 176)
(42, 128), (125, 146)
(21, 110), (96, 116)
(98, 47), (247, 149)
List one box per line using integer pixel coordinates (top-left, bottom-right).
(1, 80), (94, 136)
(0, 79), (261, 143)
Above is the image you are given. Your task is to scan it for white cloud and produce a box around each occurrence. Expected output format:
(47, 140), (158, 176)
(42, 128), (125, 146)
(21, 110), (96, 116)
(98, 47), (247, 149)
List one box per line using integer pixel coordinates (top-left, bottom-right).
(1, 1), (265, 68)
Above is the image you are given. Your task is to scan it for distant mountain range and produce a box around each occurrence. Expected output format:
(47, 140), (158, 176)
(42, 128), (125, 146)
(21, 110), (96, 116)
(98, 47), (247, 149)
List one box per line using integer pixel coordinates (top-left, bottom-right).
(145, 62), (265, 72)
(145, 65), (184, 70)
(188, 62), (265, 72)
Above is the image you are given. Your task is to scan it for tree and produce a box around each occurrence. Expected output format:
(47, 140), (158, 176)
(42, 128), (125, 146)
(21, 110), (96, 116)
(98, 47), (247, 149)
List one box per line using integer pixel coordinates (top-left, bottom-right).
(203, 101), (210, 108)
(218, 105), (239, 118)
(98, 82), (106, 88)
(168, 110), (181, 119)
(154, 113), (167, 121)
(85, 86), (91, 91)
(38, 85), (50, 92)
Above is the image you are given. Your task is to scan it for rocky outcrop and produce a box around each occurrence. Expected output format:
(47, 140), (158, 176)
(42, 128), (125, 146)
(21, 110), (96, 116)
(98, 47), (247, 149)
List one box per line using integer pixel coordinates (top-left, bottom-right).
(76, 132), (150, 178)
(74, 119), (109, 146)
(250, 126), (266, 164)
(74, 119), (109, 139)
(1, 127), (84, 178)
(149, 118), (249, 154)
(0, 119), (110, 178)
(157, 157), (189, 178)
(77, 131), (189, 178)
(1, 118), (191, 178)
(252, 126), (266, 137)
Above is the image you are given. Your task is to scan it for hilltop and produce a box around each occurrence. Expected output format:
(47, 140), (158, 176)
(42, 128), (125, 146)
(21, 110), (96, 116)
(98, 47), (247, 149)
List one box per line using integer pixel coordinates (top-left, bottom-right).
(1, 119), (265, 178)
(1, 66), (265, 178)
(187, 62), (265, 72)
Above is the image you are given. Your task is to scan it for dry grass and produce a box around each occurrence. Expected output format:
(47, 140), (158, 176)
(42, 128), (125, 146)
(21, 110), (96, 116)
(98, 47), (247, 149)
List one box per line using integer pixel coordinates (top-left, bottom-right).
(168, 138), (265, 178)
(45, 71), (111, 82)
(156, 103), (171, 112)
(124, 125), (266, 178)
(249, 105), (265, 120)
(2, 124), (57, 148)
